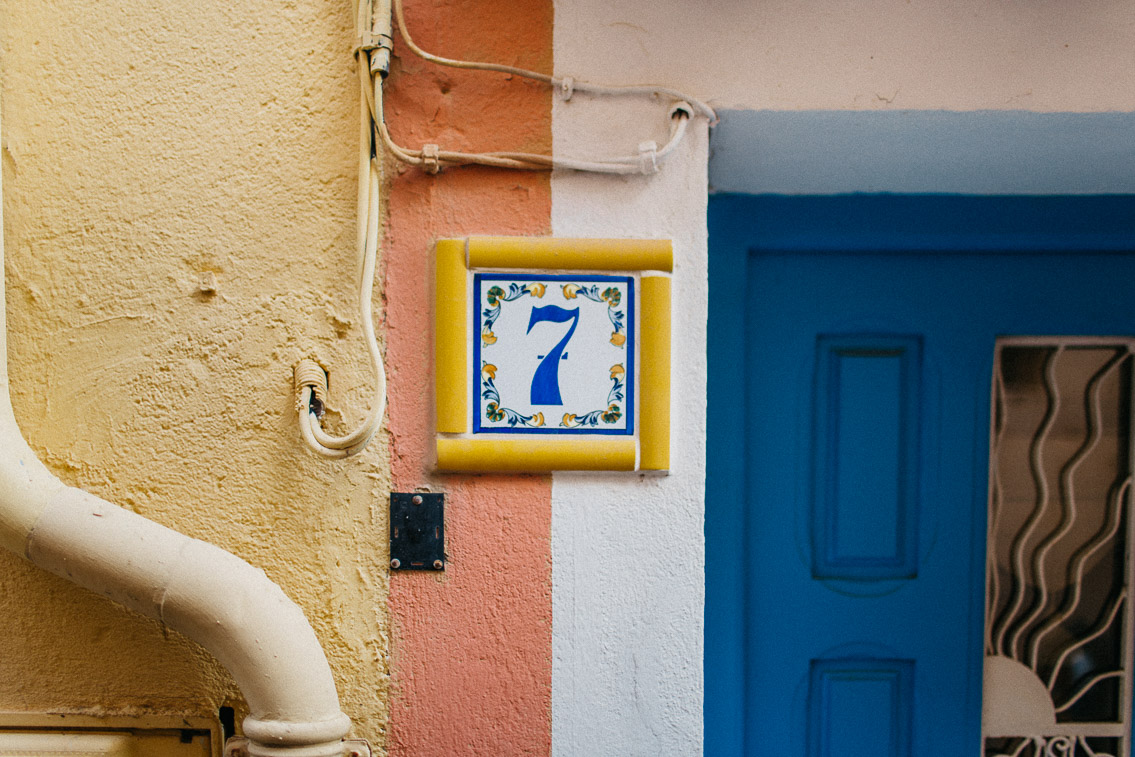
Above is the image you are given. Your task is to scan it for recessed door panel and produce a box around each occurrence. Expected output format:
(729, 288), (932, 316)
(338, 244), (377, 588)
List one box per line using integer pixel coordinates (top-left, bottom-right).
(813, 335), (921, 580)
(806, 658), (915, 757)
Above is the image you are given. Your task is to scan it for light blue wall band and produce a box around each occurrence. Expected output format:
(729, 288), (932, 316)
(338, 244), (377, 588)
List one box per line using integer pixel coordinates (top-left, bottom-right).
(709, 110), (1135, 195)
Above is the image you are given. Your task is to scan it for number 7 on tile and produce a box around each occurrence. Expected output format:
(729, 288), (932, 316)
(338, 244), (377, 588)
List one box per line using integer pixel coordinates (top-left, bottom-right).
(526, 305), (579, 405)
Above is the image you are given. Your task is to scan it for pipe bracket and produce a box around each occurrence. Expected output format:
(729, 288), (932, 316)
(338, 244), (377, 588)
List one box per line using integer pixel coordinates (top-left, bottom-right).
(225, 737), (371, 757)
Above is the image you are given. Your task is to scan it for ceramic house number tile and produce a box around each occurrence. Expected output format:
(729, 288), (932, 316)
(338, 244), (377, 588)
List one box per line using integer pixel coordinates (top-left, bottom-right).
(473, 274), (634, 435)
(434, 237), (671, 472)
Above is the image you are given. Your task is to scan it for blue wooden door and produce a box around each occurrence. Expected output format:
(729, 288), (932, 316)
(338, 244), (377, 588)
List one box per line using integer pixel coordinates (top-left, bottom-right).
(706, 196), (1135, 756)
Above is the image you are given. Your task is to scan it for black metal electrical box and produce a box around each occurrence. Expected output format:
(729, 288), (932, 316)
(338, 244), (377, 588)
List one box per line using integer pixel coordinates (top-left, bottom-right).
(389, 492), (445, 570)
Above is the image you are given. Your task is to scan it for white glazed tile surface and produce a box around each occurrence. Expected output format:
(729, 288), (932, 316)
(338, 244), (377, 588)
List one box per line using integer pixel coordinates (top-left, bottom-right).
(474, 274), (633, 434)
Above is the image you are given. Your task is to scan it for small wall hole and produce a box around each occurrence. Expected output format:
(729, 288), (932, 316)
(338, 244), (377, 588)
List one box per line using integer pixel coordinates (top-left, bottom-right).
(219, 707), (236, 741)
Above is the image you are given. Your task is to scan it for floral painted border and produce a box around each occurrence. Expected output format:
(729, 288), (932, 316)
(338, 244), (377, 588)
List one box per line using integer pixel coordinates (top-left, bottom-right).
(563, 283), (626, 347)
(476, 277), (631, 432)
(561, 363), (624, 427)
(480, 361), (546, 428)
(480, 281), (545, 346)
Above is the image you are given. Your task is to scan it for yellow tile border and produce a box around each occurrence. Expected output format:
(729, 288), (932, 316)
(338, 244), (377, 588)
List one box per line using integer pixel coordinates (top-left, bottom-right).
(638, 275), (671, 471)
(435, 238), (468, 433)
(468, 236), (672, 273)
(434, 237), (671, 472)
(437, 438), (637, 472)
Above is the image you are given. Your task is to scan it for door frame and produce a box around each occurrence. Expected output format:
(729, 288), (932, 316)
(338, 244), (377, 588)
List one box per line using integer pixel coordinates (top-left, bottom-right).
(705, 193), (1135, 756)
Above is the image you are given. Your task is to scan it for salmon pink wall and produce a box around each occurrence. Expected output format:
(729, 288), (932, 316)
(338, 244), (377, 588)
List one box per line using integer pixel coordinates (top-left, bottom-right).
(384, 0), (553, 754)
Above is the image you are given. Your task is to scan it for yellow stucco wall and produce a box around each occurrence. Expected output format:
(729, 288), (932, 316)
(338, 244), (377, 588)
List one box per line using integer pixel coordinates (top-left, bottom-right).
(0, 0), (390, 747)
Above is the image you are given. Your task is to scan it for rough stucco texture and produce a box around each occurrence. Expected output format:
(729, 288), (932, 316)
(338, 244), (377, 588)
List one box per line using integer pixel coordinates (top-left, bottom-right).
(1, 0), (391, 748)
(383, 0), (553, 755)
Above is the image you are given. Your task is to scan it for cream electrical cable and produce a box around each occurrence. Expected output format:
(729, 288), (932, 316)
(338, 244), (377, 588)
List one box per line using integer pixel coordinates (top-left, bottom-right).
(293, 0), (389, 459)
(296, 0), (714, 457)
(392, 0), (715, 122)
(379, 0), (715, 174)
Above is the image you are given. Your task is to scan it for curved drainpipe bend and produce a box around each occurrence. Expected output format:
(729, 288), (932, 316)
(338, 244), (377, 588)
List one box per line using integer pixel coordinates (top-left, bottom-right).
(0, 112), (355, 757)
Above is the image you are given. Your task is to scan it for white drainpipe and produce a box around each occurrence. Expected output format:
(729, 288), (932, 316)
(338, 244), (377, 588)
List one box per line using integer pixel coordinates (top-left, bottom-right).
(0, 107), (352, 757)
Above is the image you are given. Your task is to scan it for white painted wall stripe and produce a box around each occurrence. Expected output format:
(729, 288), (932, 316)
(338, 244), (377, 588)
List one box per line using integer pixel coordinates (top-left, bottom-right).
(550, 95), (708, 757)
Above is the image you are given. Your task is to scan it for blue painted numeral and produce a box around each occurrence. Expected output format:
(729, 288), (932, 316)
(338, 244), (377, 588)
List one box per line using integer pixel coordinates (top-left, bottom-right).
(526, 305), (580, 405)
